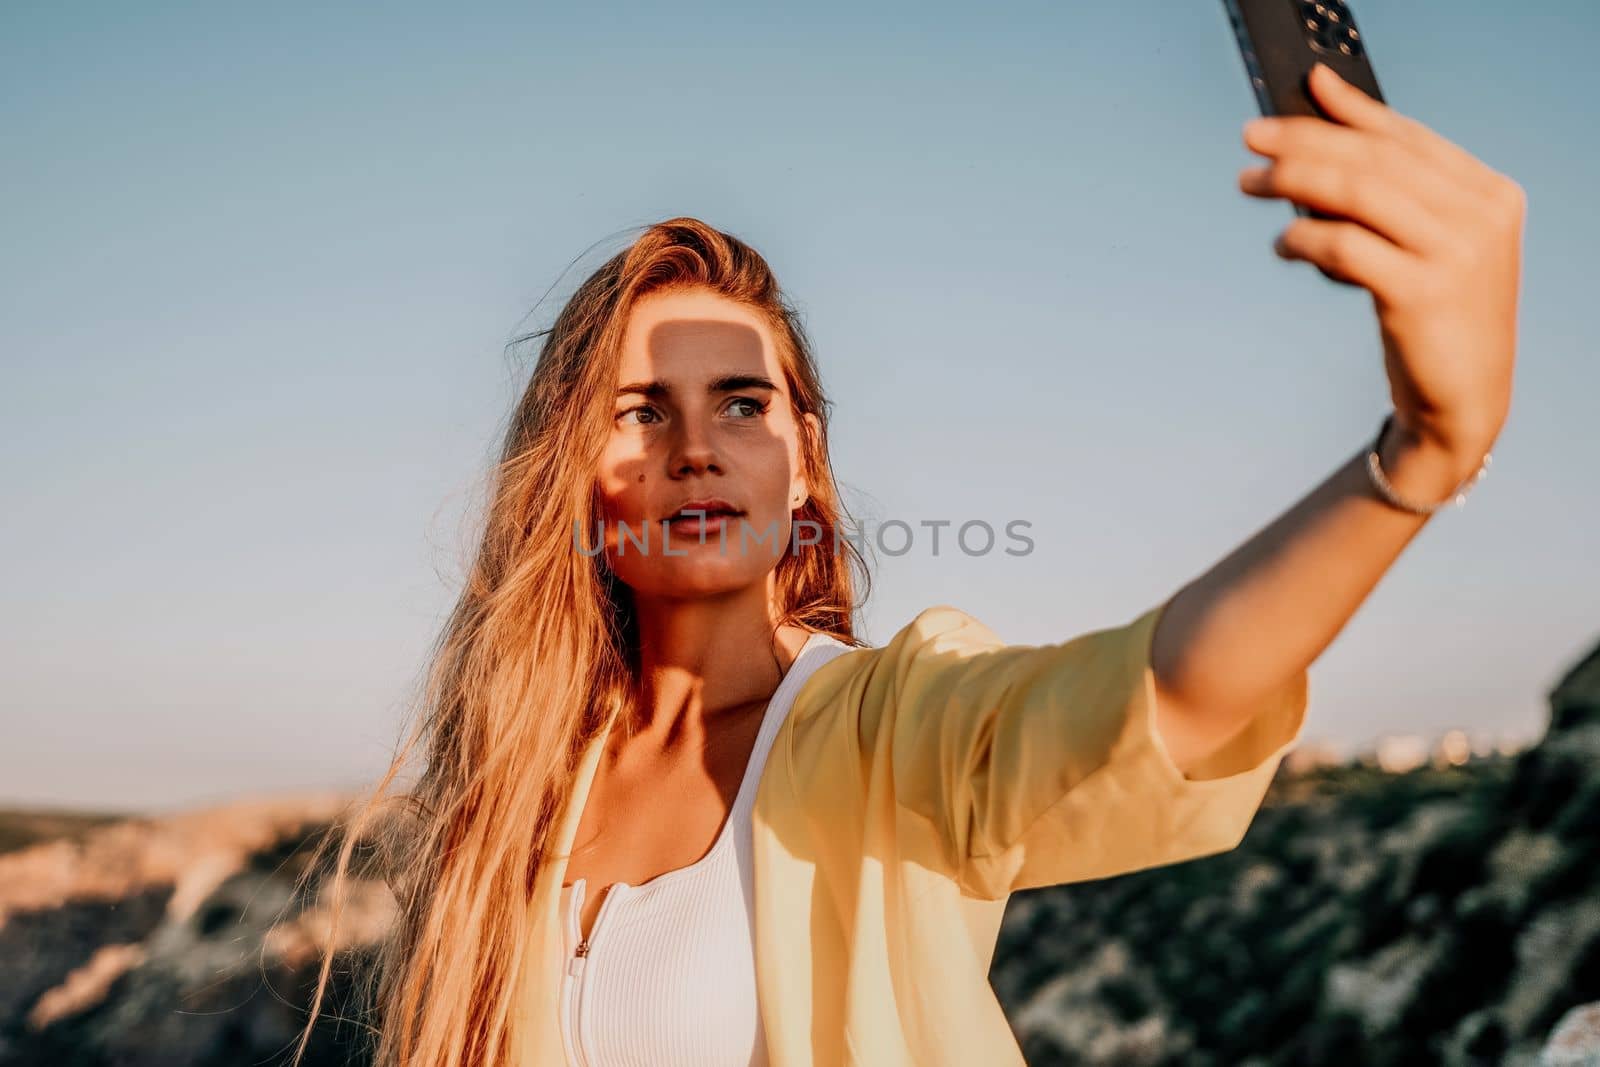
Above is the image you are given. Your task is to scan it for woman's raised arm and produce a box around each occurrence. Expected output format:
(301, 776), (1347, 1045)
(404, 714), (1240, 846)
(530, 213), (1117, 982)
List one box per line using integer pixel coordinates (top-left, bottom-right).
(1150, 62), (1524, 776)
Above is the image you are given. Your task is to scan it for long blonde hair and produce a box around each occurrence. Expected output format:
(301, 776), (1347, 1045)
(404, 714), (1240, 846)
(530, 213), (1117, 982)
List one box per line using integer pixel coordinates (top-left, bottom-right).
(287, 217), (871, 1067)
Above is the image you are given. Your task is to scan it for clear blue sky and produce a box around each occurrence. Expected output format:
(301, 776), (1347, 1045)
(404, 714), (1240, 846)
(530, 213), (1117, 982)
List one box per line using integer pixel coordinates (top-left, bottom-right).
(3, 2), (1596, 812)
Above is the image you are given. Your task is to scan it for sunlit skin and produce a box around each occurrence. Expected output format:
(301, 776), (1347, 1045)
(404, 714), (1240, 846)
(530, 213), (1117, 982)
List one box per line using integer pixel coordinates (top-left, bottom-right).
(596, 287), (826, 742)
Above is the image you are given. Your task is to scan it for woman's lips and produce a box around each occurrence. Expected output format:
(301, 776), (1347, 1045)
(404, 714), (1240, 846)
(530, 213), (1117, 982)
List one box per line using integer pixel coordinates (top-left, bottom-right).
(663, 510), (744, 540)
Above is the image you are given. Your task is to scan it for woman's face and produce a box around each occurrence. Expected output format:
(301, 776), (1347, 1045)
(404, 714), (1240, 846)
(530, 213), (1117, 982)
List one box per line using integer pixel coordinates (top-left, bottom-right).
(595, 287), (818, 602)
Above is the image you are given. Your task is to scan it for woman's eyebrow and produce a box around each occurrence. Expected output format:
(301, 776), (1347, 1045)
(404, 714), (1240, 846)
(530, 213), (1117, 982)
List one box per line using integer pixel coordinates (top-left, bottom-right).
(615, 374), (780, 398)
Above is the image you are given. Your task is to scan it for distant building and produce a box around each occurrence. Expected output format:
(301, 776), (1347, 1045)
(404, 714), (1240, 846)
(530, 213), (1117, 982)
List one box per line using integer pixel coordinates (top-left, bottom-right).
(1494, 734), (1528, 757)
(1286, 725), (1539, 777)
(1376, 734), (1429, 774)
(1283, 739), (1346, 775)
(1432, 729), (1472, 768)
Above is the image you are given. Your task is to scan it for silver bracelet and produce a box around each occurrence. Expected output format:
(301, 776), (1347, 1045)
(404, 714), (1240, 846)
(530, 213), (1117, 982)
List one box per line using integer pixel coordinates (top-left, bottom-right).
(1364, 413), (1493, 515)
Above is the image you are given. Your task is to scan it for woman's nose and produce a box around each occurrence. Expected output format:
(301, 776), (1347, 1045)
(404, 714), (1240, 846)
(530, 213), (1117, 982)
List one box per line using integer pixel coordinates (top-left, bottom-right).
(669, 416), (723, 476)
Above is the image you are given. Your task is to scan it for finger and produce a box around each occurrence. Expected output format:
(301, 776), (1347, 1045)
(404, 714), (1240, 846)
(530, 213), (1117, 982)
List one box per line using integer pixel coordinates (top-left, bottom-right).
(1243, 114), (1423, 170)
(1272, 217), (1418, 294)
(1304, 62), (1397, 135)
(1242, 114), (1474, 214)
(1240, 117), (1470, 253)
(1238, 153), (1454, 256)
(1306, 64), (1496, 190)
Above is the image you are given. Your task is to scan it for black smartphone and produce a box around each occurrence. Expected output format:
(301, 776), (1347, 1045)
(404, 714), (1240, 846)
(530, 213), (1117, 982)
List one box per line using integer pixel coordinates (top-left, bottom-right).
(1222, 0), (1386, 282)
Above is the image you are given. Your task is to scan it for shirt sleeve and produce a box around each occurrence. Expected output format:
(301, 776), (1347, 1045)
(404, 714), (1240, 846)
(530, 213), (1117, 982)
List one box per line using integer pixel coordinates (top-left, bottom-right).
(860, 597), (1309, 898)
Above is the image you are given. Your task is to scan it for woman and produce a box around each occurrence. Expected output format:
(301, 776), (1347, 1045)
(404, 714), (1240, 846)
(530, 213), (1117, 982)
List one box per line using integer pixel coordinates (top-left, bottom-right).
(291, 65), (1522, 1066)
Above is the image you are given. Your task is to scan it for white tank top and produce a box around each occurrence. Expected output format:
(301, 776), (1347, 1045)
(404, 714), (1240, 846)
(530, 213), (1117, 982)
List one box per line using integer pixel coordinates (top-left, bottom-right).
(557, 630), (855, 1067)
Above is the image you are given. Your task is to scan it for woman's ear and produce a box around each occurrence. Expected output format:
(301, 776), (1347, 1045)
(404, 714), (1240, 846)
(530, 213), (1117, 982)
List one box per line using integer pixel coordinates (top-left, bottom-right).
(791, 411), (822, 511)
(790, 472), (810, 511)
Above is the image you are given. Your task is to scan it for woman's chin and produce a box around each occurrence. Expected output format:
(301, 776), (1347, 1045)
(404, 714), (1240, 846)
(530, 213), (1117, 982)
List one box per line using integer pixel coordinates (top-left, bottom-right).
(613, 556), (779, 601)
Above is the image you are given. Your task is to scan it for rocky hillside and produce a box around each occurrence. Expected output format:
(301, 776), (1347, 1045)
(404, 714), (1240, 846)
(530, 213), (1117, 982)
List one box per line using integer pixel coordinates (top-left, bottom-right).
(2, 637), (1596, 1066)
(0, 792), (389, 1066)
(996, 636), (1600, 1066)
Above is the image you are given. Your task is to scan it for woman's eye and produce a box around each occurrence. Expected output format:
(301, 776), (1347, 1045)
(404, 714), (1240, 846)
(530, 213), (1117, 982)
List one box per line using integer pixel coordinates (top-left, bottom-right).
(725, 397), (769, 419)
(616, 399), (766, 425)
(616, 405), (661, 426)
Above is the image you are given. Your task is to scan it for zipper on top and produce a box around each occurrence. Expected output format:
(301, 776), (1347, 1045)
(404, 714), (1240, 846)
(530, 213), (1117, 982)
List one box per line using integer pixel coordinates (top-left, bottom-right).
(564, 878), (628, 1066)
(565, 879), (586, 978)
(560, 880), (584, 1067)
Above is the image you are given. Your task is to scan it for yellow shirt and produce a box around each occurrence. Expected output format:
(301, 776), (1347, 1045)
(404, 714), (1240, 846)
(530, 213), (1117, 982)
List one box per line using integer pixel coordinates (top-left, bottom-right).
(515, 599), (1309, 1065)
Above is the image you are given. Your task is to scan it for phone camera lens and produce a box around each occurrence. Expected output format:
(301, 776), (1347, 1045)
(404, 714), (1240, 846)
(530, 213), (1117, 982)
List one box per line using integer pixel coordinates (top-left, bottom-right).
(1294, 0), (1363, 55)
(1296, 1), (1330, 39)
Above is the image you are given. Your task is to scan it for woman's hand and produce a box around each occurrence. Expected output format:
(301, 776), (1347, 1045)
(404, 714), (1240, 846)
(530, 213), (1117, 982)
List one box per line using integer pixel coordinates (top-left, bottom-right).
(1238, 63), (1524, 474)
